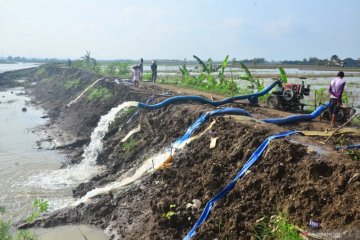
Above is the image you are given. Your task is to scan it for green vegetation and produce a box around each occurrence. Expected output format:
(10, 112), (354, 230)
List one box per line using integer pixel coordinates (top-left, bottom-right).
(278, 67), (288, 84)
(121, 137), (139, 152)
(71, 51), (131, 78)
(162, 204), (177, 220)
(64, 78), (81, 89)
(254, 213), (302, 240)
(239, 62), (264, 91)
(0, 198), (49, 240)
(177, 55), (251, 97)
(314, 88), (328, 106)
(86, 87), (112, 101)
(334, 134), (360, 161)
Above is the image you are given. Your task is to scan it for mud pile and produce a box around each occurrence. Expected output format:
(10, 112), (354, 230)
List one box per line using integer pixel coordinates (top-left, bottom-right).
(2, 64), (359, 239)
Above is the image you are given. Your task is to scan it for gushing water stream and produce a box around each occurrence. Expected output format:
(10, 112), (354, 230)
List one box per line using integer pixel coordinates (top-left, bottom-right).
(74, 120), (216, 205)
(28, 101), (139, 205)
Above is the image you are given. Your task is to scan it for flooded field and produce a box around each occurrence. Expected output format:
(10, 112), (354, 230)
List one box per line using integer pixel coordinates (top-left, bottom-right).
(0, 87), (73, 221)
(0, 64), (73, 222)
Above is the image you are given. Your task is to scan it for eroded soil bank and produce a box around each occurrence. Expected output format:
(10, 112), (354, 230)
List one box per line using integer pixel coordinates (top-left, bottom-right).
(1, 64), (359, 239)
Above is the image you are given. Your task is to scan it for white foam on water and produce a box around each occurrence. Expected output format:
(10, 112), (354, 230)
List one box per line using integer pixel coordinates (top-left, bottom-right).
(27, 101), (139, 191)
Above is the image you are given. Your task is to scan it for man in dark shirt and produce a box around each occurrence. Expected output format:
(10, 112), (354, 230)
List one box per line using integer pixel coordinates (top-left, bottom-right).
(151, 60), (157, 83)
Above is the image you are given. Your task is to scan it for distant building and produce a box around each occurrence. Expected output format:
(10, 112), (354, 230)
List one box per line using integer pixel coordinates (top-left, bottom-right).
(343, 58), (359, 67)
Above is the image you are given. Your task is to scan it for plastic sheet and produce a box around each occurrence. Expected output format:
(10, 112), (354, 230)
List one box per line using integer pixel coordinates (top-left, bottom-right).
(335, 144), (360, 150)
(138, 81), (281, 109)
(262, 103), (330, 124)
(173, 108), (250, 148)
(183, 131), (299, 240)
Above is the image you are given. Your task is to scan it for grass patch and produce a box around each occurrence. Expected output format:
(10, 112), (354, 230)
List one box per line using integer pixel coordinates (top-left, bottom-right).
(254, 213), (302, 240)
(0, 198), (49, 240)
(334, 134), (360, 161)
(86, 87), (112, 101)
(162, 204), (177, 220)
(64, 78), (81, 89)
(35, 67), (47, 77)
(121, 136), (139, 152)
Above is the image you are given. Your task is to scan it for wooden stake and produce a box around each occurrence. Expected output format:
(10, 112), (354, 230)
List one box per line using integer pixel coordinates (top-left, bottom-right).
(323, 113), (359, 144)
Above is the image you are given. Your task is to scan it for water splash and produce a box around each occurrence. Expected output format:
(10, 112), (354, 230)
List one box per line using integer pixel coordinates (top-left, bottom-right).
(81, 101), (139, 167)
(74, 120), (215, 204)
(27, 101), (139, 189)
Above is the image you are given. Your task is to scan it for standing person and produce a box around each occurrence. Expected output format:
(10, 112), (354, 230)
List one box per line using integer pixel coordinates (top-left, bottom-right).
(139, 58), (144, 81)
(328, 71), (346, 127)
(151, 60), (157, 83)
(132, 65), (140, 87)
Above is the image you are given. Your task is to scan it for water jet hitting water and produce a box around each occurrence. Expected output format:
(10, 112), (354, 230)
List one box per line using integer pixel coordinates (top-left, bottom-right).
(28, 101), (139, 190)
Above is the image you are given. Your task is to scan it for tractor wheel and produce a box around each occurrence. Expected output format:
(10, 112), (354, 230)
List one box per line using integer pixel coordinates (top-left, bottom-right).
(283, 89), (294, 101)
(336, 108), (346, 121)
(267, 95), (280, 109)
(322, 110), (331, 120)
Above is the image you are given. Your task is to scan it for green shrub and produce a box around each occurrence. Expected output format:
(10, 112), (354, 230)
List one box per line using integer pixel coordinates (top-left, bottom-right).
(0, 198), (48, 240)
(121, 137), (139, 152)
(0, 220), (12, 240)
(64, 78), (81, 89)
(87, 87), (112, 101)
(254, 213), (302, 240)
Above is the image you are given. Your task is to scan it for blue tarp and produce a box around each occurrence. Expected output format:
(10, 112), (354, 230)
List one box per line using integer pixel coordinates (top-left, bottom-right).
(137, 81), (281, 109)
(183, 131), (299, 240)
(262, 103), (330, 124)
(173, 108), (251, 147)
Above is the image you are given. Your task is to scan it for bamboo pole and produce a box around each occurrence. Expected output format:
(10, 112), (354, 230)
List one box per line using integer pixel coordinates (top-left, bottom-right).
(323, 113), (359, 144)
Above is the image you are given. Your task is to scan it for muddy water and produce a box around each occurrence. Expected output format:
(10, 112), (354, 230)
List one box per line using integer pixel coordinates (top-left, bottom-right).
(0, 87), (71, 222)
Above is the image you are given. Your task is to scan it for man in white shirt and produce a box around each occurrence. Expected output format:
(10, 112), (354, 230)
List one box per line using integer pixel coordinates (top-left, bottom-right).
(328, 71), (346, 127)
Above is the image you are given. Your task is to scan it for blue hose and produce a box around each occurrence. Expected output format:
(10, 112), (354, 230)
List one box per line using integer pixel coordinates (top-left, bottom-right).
(335, 144), (360, 150)
(183, 131), (299, 240)
(173, 108), (251, 147)
(138, 81), (281, 109)
(262, 103), (330, 124)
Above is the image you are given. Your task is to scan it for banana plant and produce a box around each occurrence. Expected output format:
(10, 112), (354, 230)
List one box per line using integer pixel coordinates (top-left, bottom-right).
(239, 62), (263, 91)
(278, 67), (288, 84)
(193, 55), (221, 74)
(218, 55), (229, 84)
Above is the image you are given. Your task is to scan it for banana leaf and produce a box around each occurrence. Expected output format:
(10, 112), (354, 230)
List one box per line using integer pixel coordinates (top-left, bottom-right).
(193, 55), (209, 73)
(279, 67), (288, 83)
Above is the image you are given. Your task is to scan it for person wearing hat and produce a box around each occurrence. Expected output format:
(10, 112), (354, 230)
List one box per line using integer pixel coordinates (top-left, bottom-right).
(132, 65), (140, 87)
(151, 60), (157, 83)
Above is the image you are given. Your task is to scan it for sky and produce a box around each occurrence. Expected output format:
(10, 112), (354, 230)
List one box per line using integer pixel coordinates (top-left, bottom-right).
(0, 0), (359, 61)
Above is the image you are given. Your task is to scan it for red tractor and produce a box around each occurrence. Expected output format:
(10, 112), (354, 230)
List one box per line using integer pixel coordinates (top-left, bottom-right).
(267, 81), (310, 111)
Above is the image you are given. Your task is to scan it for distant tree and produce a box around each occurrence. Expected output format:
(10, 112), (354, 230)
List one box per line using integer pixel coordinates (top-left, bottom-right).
(81, 50), (92, 64)
(330, 55), (340, 62)
(252, 58), (266, 65)
(81, 50), (97, 69)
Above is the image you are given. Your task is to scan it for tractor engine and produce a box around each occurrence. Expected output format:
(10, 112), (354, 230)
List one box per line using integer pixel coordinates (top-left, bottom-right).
(267, 81), (310, 111)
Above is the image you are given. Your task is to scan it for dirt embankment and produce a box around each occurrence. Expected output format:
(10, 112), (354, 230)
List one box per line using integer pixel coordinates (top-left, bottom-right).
(2, 64), (360, 239)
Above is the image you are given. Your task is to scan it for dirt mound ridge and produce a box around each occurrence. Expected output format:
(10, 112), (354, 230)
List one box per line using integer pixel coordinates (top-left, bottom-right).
(4, 64), (359, 239)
